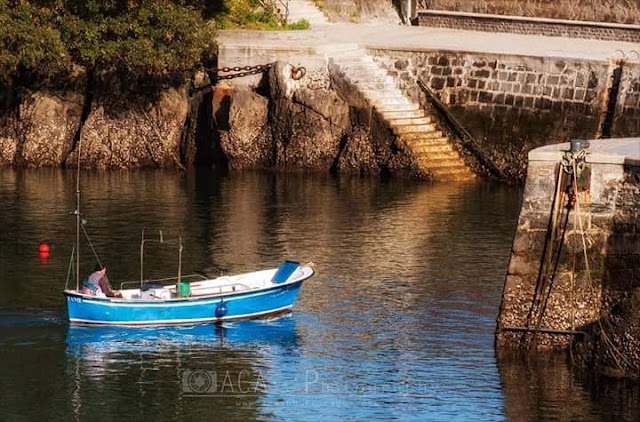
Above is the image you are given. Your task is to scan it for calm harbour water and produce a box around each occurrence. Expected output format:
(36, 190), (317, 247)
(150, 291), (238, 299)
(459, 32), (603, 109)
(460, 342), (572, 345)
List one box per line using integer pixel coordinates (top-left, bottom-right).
(0, 168), (639, 421)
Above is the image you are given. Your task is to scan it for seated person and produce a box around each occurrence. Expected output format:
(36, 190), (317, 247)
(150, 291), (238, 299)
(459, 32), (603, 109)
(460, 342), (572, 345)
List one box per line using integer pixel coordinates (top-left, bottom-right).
(85, 264), (123, 298)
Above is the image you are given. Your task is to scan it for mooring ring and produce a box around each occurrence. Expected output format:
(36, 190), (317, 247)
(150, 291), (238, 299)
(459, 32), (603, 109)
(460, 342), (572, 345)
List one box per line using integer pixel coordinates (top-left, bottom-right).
(291, 66), (306, 80)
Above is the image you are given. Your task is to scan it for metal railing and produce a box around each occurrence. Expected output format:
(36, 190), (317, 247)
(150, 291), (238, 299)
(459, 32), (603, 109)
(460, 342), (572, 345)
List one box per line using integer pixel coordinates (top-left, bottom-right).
(417, 79), (507, 181)
(119, 273), (207, 290)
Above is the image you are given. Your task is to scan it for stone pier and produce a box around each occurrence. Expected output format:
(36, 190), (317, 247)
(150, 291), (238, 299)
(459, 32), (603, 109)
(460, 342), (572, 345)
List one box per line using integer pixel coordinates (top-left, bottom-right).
(496, 138), (640, 376)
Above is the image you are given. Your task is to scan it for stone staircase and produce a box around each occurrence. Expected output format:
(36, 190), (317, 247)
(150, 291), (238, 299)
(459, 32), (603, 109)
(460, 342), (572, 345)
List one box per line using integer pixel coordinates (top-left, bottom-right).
(280, 0), (330, 27)
(329, 47), (475, 181)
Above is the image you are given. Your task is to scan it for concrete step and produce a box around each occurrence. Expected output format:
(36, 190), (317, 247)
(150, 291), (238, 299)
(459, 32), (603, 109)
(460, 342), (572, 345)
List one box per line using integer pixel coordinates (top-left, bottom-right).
(430, 171), (476, 181)
(393, 124), (438, 134)
(345, 68), (391, 79)
(362, 88), (405, 97)
(415, 150), (461, 160)
(284, 0), (329, 25)
(341, 62), (386, 72)
(374, 103), (420, 112)
(400, 131), (445, 140)
(349, 74), (394, 82)
(360, 84), (399, 92)
(418, 158), (467, 168)
(407, 137), (452, 147)
(430, 166), (475, 177)
(370, 96), (412, 106)
(345, 71), (390, 81)
(288, 13), (326, 20)
(351, 79), (397, 89)
(381, 109), (425, 119)
(386, 116), (432, 126)
(411, 143), (454, 154)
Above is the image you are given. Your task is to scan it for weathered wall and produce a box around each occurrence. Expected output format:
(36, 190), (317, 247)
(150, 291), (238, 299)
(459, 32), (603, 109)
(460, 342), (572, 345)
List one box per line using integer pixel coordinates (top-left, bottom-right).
(369, 48), (640, 180)
(495, 139), (640, 377)
(417, 10), (640, 42)
(212, 61), (415, 177)
(418, 0), (640, 25)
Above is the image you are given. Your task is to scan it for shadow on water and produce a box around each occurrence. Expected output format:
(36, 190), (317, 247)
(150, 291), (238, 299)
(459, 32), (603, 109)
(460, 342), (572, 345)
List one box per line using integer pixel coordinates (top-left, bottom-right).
(497, 342), (640, 421)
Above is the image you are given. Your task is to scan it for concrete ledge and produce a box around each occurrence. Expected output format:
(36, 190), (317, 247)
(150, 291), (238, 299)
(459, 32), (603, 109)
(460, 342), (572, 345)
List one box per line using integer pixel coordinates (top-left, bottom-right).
(417, 10), (640, 43)
(418, 10), (640, 31)
(529, 138), (640, 166)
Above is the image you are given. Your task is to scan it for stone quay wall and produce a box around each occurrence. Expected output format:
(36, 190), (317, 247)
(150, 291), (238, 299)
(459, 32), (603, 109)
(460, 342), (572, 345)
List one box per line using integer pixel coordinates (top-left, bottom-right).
(495, 139), (640, 377)
(369, 48), (640, 180)
(417, 10), (640, 43)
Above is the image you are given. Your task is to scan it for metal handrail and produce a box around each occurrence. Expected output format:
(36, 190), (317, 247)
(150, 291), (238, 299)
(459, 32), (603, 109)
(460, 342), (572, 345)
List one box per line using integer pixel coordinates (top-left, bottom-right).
(417, 79), (507, 181)
(119, 273), (207, 290)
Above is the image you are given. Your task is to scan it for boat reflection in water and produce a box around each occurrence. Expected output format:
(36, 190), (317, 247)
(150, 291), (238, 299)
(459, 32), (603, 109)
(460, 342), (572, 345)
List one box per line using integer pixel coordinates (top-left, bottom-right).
(65, 317), (301, 421)
(66, 316), (300, 351)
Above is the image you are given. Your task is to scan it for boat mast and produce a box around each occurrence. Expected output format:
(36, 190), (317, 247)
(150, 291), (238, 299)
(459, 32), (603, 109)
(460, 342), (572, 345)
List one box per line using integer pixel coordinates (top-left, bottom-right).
(75, 132), (81, 291)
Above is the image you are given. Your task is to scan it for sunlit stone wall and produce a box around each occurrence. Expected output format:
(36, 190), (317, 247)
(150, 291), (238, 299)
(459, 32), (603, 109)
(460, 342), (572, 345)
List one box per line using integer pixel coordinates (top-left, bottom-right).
(496, 139), (640, 376)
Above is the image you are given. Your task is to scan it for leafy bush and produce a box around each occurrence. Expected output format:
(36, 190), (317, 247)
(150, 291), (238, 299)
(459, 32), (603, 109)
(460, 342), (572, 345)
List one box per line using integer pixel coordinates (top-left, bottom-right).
(214, 0), (280, 29)
(285, 19), (311, 30)
(0, 0), (217, 86)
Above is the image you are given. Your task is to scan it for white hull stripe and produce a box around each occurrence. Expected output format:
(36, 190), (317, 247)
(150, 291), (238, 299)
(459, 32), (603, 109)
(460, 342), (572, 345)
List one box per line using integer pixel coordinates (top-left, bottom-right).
(68, 305), (294, 326)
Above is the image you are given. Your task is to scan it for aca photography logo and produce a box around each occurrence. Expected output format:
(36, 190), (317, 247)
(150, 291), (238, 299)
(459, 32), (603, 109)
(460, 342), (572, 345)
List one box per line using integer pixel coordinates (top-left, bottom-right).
(183, 370), (217, 394)
(182, 369), (266, 396)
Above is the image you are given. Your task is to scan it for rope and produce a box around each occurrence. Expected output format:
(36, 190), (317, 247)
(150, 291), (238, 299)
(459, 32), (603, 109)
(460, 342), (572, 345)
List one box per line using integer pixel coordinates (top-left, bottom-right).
(523, 163), (567, 345)
(570, 158), (630, 371)
(81, 223), (102, 268)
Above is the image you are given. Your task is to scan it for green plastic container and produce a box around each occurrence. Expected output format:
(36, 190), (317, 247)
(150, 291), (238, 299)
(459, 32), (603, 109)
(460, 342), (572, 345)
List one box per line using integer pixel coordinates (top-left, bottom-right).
(177, 281), (191, 297)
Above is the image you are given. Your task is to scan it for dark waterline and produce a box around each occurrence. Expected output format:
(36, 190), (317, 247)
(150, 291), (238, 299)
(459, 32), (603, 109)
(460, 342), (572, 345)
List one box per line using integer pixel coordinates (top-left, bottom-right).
(0, 168), (638, 421)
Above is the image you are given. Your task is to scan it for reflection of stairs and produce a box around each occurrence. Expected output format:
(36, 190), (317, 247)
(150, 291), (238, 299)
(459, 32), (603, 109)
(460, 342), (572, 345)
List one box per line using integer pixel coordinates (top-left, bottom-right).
(281, 0), (329, 27)
(330, 47), (475, 181)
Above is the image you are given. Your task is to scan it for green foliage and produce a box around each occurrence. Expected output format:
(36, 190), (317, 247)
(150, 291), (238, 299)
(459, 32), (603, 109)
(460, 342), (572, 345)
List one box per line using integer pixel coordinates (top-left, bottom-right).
(214, 0), (311, 30)
(60, 0), (217, 77)
(285, 19), (311, 30)
(214, 0), (280, 29)
(0, 0), (217, 85)
(0, 0), (69, 82)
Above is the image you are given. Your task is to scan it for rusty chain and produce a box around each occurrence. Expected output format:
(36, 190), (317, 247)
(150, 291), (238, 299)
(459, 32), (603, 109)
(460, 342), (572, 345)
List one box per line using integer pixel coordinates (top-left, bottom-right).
(212, 63), (273, 80)
(207, 63), (307, 81)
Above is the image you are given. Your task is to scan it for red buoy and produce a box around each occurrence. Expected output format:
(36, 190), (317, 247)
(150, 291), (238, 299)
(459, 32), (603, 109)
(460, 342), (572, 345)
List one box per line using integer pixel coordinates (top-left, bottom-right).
(38, 243), (50, 253)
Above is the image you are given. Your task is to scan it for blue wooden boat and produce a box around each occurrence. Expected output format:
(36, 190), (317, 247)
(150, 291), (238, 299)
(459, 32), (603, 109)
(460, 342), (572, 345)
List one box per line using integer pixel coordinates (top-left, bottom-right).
(64, 260), (314, 326)
(62, 135), (313, 327)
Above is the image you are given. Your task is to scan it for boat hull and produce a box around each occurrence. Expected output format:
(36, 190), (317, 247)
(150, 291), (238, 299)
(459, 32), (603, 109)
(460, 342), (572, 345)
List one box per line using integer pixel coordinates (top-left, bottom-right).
(65, 280), (304, 326)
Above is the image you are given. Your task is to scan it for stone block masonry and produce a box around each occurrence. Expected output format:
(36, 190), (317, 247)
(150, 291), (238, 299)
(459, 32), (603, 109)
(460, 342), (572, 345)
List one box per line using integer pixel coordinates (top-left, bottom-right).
(369, 48), (640, 180)
(495, 139), (640, 377)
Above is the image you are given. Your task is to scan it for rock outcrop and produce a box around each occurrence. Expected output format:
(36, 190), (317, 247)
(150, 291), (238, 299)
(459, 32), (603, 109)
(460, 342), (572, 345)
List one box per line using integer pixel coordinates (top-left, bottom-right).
(0, 60), (471, 179)
(68, 88), (189, 168)
(1, 91), (83, 167)
(216, 85), (273, 169)
(268, 62), (350, 171)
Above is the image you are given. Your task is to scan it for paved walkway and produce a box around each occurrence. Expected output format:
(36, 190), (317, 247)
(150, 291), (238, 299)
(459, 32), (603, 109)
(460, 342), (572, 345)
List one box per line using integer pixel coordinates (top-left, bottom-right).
(218, 22), (640, 62)
(531, 138), (640, 164)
